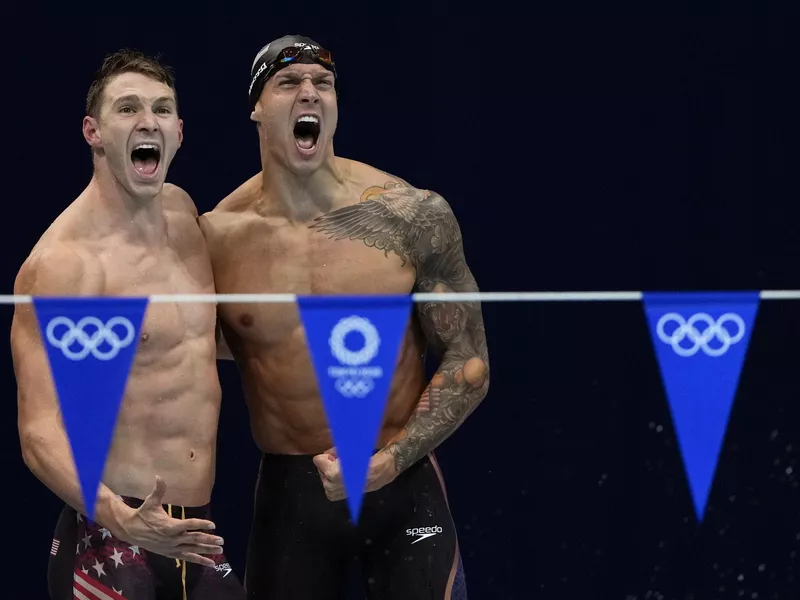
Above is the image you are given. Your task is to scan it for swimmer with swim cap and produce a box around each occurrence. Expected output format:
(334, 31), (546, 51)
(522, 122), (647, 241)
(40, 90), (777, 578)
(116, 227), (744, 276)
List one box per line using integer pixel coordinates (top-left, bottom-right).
(200, 34), (489, 599)
(12, 49), (246, 599)
(247, 34), (338, 112)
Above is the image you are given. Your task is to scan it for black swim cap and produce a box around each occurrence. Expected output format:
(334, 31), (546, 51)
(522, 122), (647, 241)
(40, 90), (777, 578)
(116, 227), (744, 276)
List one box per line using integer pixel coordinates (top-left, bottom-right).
(248, 35), (337, 111)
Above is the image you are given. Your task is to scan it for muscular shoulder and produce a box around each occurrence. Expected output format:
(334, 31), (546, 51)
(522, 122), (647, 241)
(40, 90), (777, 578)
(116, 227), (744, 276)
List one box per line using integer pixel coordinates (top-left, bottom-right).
(161, 183), (198, 218)
(198, 174), (261, 241)
(311, 170), (462, 268)
(14, 242), (103, 297)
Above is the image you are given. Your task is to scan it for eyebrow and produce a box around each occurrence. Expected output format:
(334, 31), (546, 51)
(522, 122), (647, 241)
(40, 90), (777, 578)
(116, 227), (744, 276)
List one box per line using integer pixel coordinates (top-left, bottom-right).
(112, 95), (175, 106)
(276, 72), (333, 81)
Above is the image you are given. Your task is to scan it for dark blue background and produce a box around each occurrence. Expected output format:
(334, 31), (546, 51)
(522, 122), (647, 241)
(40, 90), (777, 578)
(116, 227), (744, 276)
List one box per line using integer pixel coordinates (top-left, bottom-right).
(4, 1), (800, 598)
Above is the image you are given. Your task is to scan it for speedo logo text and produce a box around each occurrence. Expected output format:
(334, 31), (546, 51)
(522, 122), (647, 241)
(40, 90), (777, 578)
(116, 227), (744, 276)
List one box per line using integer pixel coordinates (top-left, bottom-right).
(406, 525), (443, 544)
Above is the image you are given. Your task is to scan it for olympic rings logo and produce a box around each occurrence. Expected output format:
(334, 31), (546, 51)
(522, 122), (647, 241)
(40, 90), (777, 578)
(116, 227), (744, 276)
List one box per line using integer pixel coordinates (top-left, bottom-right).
(656, 312), (745, 357)
(327, 316), (382, 398)
(335, 378), (374, 398)
(45, 316), (136, 361)
(329, 316), (380, 366)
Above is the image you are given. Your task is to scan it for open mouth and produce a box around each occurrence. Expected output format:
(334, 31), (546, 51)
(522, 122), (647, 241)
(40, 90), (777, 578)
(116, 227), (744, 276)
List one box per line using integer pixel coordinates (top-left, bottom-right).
(293, 116), (320, 152)
(130, 143), (161, 177)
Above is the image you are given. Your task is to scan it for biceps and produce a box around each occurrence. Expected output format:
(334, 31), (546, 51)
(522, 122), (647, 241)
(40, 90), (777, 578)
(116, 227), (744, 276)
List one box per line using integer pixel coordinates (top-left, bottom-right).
(416, 270), (481, 346)
(12, 321), (61, 427)
(416, 301), (488, 379)
(417, 300), (471, 349)
(415, 243), (476, 295)
(416, 299), (490, 397)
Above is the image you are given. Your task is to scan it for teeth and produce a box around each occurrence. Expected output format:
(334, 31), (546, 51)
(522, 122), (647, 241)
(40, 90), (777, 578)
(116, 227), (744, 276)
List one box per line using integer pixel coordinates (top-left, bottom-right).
(134, 143), (160, 151)
(297, 115), (319, 124)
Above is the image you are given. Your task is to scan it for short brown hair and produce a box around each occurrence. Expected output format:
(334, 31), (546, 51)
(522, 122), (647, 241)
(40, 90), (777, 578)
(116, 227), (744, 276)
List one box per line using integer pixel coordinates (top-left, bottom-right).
(85, 49), (177, 118)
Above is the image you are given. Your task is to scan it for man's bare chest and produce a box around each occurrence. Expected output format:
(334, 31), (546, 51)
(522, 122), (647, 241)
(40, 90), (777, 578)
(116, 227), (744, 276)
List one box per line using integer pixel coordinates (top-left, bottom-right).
(215, 223), (416, 345)
(98, 247), (216, 356)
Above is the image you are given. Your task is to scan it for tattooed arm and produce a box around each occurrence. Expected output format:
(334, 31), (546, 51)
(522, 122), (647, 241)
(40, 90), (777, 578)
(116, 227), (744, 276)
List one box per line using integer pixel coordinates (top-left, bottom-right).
(382, 193), (490, 474)
(311, 184), (490, 478)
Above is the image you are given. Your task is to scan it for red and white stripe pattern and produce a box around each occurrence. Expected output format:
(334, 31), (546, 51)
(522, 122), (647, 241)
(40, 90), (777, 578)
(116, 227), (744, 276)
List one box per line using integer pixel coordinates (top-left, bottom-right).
(73, 569), (126, 600)
(51, 538), (60, 556)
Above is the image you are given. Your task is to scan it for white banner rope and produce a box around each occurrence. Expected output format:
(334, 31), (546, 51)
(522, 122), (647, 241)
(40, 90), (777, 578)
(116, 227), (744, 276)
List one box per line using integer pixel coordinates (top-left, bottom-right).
(0, 290), (797, 304)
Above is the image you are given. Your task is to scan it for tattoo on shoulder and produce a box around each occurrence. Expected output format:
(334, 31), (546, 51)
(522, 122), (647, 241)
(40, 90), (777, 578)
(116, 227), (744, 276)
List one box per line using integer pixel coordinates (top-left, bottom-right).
(308, 181), (462, 270)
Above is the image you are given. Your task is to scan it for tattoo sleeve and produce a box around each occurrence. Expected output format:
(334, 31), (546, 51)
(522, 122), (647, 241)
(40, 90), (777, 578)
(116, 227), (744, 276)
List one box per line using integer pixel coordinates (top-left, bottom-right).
(310, 183), (490, 475)
(385, 199), (489, 473)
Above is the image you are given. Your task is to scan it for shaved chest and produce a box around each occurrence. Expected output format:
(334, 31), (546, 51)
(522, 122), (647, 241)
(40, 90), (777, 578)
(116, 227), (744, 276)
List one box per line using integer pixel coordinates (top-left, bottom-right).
(102, 247), (216, 359)
(214, 222), (415, 345)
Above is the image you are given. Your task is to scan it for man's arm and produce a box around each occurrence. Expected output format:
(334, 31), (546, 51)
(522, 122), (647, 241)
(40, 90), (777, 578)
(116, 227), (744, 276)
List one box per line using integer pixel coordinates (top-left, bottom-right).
(12, 247), (131, 536)
(381, 193), (490, 475)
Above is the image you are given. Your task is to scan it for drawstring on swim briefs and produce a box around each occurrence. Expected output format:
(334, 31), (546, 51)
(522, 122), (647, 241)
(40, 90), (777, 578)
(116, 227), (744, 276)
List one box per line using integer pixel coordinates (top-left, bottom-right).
(168, 504), (188, 600)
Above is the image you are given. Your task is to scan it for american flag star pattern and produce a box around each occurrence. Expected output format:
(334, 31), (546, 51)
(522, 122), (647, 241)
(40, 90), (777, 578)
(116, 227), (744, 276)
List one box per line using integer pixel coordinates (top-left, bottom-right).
(77, 519), (148, 571)
(51, 504), (245, 598)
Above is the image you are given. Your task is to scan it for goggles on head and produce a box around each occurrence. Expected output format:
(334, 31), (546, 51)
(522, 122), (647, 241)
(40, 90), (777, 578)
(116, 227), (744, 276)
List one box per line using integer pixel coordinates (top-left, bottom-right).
(248, 43), (337, 109)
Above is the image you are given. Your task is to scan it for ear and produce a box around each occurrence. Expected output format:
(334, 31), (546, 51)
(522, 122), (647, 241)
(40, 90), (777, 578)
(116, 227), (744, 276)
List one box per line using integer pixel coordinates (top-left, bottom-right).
(250, 96), (265, 123)
(177, 118), (184, 147)
(82, 116), (101, 148)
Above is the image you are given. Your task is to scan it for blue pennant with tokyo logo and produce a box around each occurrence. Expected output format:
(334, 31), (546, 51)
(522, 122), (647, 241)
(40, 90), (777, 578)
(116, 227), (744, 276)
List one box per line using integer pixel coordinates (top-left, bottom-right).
(297, 295), (413, 521)
(642, 291), (759, 521)
(32, 297), (148, 521)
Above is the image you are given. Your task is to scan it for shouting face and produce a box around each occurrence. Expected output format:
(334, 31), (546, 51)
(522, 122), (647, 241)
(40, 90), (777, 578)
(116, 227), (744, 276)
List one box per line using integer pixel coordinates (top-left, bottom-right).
(83, 71), (183, 199)
(251, 62), (337, 175)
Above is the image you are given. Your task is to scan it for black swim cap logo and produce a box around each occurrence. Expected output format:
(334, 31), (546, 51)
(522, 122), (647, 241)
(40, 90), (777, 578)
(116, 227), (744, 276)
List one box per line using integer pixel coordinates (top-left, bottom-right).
(249, 61), (270, 97)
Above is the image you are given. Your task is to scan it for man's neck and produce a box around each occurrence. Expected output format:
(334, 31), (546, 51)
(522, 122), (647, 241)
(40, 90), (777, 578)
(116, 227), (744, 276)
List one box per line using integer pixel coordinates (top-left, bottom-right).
(85, 164), (167, 245)
(258, 152), (347, 223)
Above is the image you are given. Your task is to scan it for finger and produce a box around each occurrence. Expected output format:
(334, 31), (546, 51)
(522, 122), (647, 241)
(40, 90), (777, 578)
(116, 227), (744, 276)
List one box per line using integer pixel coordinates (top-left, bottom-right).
(312, 454), (330, 472)
(314, 458), (336, 480)
(179, 531), (225, 546)
(174, 518), (217, 532)
(177, 552), (217, 568)
(323, 481), (344, 500)
(143, 476), (167, 508)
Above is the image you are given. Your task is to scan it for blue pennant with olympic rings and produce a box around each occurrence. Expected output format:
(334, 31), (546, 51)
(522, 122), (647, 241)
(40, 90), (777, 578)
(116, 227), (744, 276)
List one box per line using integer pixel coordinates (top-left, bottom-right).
(32, 297), (148, 521)
(642, 291), (760, 522)
(297, 294), (413, 522)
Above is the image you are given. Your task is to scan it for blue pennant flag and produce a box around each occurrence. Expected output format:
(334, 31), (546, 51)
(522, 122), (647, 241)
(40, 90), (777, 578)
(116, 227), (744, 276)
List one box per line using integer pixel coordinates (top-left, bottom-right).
(32, 297), (148, 521)
(297, 294), (413, 521)
(642, 291), (759, 521)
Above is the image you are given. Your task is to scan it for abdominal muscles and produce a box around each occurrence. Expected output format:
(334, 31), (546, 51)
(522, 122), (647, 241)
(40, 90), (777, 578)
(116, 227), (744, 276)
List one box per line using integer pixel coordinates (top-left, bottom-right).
(239, 324), (427, 456)
(102, 333), (221, 506)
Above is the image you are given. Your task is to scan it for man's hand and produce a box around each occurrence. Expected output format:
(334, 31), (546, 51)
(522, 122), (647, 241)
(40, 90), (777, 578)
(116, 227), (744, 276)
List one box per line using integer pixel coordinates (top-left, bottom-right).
(114, 476), (224, 567)
(312, 448), (398, 502)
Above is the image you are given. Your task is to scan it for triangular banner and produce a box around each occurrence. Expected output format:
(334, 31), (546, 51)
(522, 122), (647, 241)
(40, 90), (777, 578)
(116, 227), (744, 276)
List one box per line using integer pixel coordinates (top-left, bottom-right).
(297, 294), (413, 521)
(642, 291), (759, 521)
(32, 297), (148, 521)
